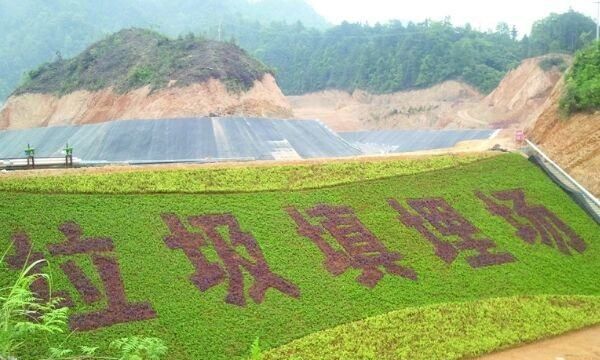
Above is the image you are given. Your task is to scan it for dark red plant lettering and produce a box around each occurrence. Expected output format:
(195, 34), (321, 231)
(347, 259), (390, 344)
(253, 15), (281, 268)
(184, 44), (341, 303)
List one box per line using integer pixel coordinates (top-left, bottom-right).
(286, 204), (417, 288)
(48, 221), (113, 256)
(388, 198), (516, 268)
(60, 260), (102, 305)
(162, 213), (300, 307)
(162, 214), (225, 292)
(476, 189), (586, 255)
(68, 256), (156, 331)
(48, 222), (156, 331)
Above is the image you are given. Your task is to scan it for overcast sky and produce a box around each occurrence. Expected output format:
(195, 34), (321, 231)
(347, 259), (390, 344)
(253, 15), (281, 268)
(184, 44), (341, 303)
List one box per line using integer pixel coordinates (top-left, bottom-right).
(306, 0), (600, 35)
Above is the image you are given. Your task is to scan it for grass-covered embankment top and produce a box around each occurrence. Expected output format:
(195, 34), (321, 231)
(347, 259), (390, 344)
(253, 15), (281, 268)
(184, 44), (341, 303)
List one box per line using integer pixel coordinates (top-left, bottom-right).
(0, 153), (598, 359)
(15, 28), (272, 96)
(0, 153), (492, 194)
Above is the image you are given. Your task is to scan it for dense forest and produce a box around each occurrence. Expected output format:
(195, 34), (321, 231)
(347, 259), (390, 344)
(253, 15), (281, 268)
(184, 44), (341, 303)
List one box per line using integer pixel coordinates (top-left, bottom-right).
(0, 1), (597, 101)
(232, 20), (522, 94)
(224, 11), (596, 94)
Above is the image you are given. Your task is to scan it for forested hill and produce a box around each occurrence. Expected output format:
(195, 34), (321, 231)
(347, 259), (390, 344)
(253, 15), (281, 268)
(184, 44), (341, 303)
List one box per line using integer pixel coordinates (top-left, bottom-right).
(238, 21), (522, 94)
(14, 29), (272, 96)
(0, 0), (327, 101)
(227, 11), (596, 94)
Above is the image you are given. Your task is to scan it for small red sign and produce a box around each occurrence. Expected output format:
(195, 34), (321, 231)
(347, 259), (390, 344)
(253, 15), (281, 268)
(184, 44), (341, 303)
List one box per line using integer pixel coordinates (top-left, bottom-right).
(515, 130), (525, 142)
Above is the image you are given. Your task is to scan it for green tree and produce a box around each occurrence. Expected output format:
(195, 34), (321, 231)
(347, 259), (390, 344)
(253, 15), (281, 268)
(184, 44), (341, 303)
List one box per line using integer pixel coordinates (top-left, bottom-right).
(528, 10), (596, 56)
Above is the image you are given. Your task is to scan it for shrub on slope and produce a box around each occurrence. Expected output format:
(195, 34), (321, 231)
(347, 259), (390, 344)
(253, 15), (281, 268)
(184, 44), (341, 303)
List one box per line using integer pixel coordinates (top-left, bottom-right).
(560, 43), (600, 114)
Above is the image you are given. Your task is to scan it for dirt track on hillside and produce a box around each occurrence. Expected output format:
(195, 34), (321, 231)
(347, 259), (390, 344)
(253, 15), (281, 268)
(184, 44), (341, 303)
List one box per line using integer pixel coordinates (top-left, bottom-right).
(478, 326), (600, 360)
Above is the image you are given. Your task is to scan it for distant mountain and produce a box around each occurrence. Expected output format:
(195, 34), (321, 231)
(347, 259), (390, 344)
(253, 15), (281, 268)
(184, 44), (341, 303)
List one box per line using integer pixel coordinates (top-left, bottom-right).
(0, 0), (328, 101)
(245, 0), (328, 28)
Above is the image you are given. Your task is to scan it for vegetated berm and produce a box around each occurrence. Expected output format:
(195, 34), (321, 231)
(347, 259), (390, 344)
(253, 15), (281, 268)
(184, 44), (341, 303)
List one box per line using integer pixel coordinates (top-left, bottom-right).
(0, 28), (292, 129)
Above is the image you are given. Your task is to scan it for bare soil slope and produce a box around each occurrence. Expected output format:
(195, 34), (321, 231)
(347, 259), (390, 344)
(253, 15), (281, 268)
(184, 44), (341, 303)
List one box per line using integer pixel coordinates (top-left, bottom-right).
(289, 81), (482, 131)
(529, 78), (600, 197)
(0, 74), (292, 129)
(290, 55), (569, 133)
(459, 55), (570, 130)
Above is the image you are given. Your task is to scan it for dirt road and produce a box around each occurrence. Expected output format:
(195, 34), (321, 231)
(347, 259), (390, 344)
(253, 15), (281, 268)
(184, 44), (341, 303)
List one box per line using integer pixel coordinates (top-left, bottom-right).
(478, 326), (600, 360)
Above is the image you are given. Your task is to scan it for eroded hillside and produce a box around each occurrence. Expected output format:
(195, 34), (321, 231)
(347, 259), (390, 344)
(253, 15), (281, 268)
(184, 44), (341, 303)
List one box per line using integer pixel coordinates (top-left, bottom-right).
(529, 78), (600, 197)
(0, 75), (291, 129)
(457, 55), (570, 129)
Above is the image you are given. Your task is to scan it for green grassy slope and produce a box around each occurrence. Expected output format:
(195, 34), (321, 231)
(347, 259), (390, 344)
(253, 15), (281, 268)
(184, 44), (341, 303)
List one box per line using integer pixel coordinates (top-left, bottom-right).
(266, 295), (600, 360)
(0, 154), (598, 359)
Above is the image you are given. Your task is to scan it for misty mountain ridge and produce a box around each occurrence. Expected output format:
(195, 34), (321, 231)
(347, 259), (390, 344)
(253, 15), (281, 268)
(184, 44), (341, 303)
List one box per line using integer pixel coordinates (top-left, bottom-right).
(0, 0), (327, 101)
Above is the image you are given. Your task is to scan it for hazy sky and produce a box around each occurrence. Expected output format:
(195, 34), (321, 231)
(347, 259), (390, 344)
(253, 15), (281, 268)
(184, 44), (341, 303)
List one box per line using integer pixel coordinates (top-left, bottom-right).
(306, 0), (600, 35)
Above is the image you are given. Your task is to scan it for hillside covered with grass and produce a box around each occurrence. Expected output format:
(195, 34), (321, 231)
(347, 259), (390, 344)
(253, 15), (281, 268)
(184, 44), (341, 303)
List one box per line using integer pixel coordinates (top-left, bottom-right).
(15, 28), (272, 96)
(0, 154), (598, 359)
(265, 295), (600, 360)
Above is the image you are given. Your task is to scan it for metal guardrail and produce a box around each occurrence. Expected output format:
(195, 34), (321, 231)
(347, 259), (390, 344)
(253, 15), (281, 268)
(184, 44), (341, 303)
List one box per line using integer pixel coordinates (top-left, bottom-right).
(525, 140), (600, 223)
